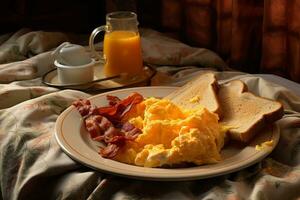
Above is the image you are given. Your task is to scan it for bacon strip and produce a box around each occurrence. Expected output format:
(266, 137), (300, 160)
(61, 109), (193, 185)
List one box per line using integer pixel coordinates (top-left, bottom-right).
(98, 92), (144, 126)
(107, 95), (121, 106)
(99, 144), (119, 158)
(72, 93), (143, 158)
(84, 115), (113, 139)
(73, 99), (98, 117)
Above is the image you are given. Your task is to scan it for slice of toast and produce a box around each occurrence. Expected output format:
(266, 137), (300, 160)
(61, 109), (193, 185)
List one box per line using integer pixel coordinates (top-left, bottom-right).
(165, 72), (221, 116)
(218, 80), (284, 143)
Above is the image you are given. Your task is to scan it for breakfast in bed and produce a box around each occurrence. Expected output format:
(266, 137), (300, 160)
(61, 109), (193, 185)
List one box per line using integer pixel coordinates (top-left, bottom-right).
(72, 73), (284, 168)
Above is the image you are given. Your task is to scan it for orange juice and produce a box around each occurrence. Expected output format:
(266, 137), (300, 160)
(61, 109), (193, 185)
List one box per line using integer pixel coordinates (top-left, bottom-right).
(103, 31), (143, 77)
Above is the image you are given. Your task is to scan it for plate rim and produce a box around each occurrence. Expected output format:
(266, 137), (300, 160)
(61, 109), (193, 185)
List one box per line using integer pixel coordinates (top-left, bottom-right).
(55, 86), (280, 181)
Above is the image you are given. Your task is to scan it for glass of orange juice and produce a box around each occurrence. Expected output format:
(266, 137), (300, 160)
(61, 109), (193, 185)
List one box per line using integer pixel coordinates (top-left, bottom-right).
(89, 11), (143, 78)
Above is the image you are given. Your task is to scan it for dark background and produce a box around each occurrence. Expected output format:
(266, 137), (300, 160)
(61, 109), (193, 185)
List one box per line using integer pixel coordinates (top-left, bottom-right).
(0, 0), (106, 34)
(0, 0), (163, 34)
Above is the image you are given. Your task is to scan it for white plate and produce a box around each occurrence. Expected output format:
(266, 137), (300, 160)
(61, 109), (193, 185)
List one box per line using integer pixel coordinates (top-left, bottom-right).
(55, 86), (280, 181)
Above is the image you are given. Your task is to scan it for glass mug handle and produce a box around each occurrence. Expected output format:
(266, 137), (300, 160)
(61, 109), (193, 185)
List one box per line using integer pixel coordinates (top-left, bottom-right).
(89, 25), (108, 63)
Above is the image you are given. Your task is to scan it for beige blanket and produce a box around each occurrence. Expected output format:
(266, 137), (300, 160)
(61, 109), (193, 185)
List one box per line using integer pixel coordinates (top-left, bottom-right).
(0, 29), (300, 200)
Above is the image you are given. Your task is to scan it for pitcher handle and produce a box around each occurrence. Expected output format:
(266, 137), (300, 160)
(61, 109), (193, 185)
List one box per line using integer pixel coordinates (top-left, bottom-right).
(89, 25), (108, 63)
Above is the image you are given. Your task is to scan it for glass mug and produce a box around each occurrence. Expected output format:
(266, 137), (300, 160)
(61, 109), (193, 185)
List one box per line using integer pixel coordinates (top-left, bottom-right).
(89, 11), (143, 78)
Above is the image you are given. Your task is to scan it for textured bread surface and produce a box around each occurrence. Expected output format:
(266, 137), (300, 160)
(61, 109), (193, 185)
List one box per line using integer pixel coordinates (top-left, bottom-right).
(165, 73), (221, 115)
(218, 80), (284, 142)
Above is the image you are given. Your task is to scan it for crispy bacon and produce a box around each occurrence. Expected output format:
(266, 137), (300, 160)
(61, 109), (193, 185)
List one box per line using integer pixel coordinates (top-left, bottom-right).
(122, 122), (142, 139)
(85, 115), (113, 138)
(98, 92), (144, 126)
(107, 95), (121, 106)
(72, 99), (98, 117)
(99, 144), (120, 158)
(73, 93), (143, 159)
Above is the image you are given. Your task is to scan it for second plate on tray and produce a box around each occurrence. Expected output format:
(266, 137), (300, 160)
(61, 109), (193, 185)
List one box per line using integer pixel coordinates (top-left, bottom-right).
(42, 63), (156, 92)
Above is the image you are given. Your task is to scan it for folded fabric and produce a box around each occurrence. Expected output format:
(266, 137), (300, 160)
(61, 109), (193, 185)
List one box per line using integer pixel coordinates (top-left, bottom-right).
(0, 29), (228, 84)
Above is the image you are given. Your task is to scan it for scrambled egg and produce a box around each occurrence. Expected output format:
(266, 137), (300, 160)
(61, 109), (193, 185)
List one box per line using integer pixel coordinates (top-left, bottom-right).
(114, 98), (225, 168)
(255, 140), (274, 151)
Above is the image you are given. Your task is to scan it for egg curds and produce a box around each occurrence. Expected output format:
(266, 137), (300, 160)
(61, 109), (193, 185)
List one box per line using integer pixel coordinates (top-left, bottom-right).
(114, 97), (225, 168)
